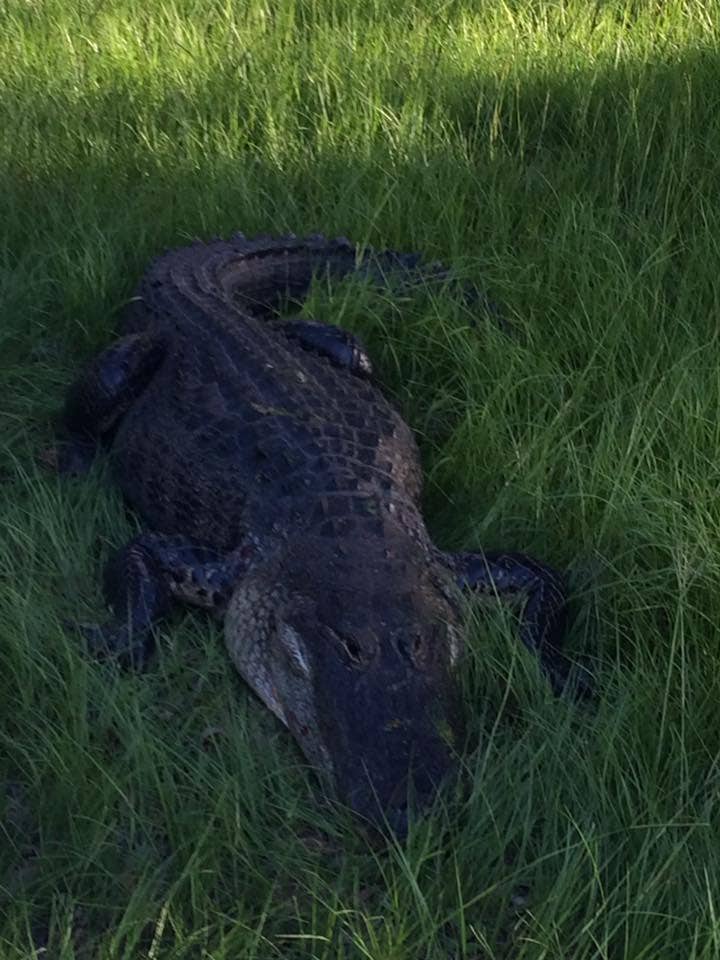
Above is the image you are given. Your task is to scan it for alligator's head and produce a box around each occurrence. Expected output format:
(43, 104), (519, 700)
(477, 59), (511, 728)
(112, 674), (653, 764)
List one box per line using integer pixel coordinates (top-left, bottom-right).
(224, 522), (464, 835)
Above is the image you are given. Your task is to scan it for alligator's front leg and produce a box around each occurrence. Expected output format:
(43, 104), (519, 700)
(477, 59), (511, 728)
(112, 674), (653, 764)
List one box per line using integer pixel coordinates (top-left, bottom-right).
(71, 533), (256, 668)
(46, 332), (165, 474)
(444, 550), (592, 699)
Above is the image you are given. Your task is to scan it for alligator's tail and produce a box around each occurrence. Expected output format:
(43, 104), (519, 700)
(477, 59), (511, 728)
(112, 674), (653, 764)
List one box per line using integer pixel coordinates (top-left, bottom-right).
(121, 232), (500, 334)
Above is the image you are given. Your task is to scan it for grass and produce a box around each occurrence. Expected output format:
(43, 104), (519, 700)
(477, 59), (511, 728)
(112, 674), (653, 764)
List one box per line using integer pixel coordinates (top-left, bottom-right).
(2, 0), (720, 955)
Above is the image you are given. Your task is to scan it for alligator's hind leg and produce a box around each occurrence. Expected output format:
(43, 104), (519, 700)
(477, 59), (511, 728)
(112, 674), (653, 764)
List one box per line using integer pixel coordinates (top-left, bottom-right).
(282, 319), (373, 377)
(72, 533), (256, 668)
(444, 550), (592, 699)
(48, 332), (165, 474)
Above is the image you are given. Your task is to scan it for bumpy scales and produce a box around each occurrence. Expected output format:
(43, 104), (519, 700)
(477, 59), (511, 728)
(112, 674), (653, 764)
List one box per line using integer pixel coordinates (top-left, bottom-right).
(54, 233), (587, 834)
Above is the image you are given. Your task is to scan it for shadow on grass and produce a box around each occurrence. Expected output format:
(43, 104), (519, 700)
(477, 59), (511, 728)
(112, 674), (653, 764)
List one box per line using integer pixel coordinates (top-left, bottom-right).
(3, 42), (719, 539)
(3, 39), (720, 324)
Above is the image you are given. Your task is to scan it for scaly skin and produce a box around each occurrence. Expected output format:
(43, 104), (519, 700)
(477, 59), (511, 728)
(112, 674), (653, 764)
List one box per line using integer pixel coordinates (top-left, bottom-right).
(54, 233), (588, 836)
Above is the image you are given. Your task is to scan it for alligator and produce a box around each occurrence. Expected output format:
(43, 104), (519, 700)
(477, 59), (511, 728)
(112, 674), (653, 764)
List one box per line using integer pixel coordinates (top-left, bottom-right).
(50, 232), (587, 836)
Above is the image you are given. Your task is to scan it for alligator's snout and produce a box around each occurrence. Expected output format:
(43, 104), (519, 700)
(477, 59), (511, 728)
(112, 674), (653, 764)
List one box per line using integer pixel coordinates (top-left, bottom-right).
(346, 759), (457, 838)
(327, 645), (462, 837)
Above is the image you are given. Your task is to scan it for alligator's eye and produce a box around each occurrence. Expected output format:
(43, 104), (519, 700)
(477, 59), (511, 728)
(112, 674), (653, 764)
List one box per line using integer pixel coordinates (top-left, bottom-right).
(324, 626), (374, 667)
(341, 634), (365, 665)
(396, 632), (425, 665)
(397, 620), (452, 667)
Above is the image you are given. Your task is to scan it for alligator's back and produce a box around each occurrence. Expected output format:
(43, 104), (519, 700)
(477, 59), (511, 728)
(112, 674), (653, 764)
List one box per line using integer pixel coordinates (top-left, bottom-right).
(111, 234), (430, 550)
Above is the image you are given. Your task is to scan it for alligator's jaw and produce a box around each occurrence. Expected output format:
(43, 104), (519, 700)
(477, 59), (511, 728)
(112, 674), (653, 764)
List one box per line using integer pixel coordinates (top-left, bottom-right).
(223, 576), (337, 783)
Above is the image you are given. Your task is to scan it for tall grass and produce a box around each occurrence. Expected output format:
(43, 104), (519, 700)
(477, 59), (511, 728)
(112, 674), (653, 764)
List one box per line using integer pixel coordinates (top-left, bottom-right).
(2, 0), (720, 956)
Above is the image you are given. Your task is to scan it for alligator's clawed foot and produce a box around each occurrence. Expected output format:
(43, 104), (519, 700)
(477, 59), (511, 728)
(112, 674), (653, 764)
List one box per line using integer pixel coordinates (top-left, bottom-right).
(445, 549), (594, 702)
(63, 618), (151, 670)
